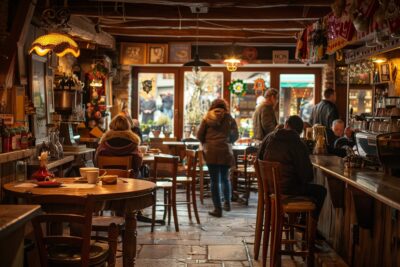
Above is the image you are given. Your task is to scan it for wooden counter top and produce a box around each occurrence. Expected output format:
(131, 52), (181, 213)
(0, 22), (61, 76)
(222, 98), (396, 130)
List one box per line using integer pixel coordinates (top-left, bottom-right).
(64, 148), (96, 156)
(0, 205), (41, 239)
(311, 155), (400, 210)
(27, 155), (74, 169)
(0, 149), (34, 164)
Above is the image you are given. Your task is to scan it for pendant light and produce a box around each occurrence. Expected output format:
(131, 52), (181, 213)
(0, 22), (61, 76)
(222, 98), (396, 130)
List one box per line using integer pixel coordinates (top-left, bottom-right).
(224, 43), (241, 72)
(29, 0), (80, 58)
(183, 12), (210, 72)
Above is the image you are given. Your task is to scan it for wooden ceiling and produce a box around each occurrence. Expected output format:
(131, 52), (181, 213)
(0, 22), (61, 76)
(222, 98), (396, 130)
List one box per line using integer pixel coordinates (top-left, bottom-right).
(41, 0), (334, 46)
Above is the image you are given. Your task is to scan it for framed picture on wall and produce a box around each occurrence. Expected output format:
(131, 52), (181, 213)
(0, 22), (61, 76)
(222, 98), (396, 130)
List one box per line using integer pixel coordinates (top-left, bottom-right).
(379, 63), (391, 82)
(169, 42), (191, 63)
(147, 44), (168, 64)
(120, 43), (147, 65)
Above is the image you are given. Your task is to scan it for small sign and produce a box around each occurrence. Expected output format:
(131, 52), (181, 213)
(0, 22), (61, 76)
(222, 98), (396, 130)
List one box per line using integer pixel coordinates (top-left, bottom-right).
(0, 114), (14, 126)
(272, 50), (289, 64)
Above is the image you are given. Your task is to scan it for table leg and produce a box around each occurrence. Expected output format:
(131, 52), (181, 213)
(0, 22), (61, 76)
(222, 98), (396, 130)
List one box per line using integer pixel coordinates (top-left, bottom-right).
(123, 210), (138, 267)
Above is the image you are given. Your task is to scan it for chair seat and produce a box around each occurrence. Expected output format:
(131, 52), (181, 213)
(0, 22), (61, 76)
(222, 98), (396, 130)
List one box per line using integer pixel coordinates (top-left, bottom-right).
(156, 181), (173, 188)
(282, 197), (316, 212)
(176, 176), (192, 182)
(92, 215), (125, 229)
(48, 241), (109, 266)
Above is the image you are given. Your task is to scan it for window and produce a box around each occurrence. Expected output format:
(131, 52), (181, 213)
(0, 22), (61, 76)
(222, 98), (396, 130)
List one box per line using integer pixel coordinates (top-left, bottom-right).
(183, 71), (223, 137)
(230, 72), (270, 138)
(279, 74), (315, 124)
(138, 73), (175, 137)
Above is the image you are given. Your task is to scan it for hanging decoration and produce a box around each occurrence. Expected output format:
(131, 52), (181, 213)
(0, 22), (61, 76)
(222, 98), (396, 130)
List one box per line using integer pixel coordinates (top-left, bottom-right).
(142, 79), (153, 94)
(228, 79), (247, 96)
(89, 62), (109, 81)
(253, 78), (266, 92)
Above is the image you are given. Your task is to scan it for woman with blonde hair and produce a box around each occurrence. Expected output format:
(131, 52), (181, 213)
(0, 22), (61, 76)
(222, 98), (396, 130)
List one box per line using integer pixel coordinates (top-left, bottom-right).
(95, 114), (143, 177)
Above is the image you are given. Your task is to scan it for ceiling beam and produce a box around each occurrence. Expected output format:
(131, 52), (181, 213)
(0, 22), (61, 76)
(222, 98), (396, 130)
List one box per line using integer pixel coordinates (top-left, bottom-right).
(98, 19), (306, 31)
(103, 28), (296, 37)
(91, 0), (333, 8)
(67, 4), (331, 21)
(114, 35), (296, 44)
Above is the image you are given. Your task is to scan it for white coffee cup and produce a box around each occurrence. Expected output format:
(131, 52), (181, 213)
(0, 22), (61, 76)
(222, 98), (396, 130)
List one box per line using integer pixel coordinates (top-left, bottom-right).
(138, 145), (148, 154)
(80, 167), (99, 179)
(86, 170), (99, 184)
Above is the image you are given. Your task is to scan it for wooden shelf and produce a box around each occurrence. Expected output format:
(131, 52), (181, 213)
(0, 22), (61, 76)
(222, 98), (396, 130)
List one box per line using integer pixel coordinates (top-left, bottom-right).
(0, 149), (34, 165)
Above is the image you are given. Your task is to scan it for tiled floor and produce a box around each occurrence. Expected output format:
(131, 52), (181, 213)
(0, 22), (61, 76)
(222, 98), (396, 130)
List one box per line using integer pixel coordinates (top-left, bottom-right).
(116, 190), (347, 267)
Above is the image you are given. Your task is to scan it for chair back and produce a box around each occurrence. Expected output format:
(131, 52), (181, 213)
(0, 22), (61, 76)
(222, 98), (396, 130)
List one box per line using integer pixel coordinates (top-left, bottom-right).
(97, 155), (132, 170)
(257, 160), (282, 210)
(31, 195), (95, 267)
(99, 168), (133, 178)
(185, 149), (198, 180)
(244, 146), (258, 174)
(153, 155), (179, 183)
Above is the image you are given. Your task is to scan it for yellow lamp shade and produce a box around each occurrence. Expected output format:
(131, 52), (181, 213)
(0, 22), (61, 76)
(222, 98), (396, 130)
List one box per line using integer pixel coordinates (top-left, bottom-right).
(29, 33), (80, 57)
(224, 58), (241, 72)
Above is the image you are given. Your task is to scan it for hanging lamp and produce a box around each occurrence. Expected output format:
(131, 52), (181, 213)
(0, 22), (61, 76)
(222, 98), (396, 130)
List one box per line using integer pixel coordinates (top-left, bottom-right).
(182, 12), (210, 72)
(29, 0), (80, 58)
(30, 33), (80, 57)
(224, 43), (241, 72)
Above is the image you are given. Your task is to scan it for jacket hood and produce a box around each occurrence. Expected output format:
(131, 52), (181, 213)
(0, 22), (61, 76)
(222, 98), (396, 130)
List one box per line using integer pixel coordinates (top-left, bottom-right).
(205, 108), (226, 127)
(100, 130), (141, 145)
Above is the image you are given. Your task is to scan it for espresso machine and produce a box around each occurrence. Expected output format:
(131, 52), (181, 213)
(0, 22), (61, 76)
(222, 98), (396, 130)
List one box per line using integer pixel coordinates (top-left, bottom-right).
(53, 75), (86, 151)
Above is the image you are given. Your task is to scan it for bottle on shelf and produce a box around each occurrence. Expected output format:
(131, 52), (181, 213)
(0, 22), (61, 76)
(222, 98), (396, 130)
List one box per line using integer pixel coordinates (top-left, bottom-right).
(20, 128), (28, 149)
(10, 128), (16, 151)
(2, 128), (10, 153)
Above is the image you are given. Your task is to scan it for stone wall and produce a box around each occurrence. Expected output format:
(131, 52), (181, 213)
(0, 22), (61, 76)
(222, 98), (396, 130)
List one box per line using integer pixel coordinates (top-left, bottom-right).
(110, 65), (132, 118)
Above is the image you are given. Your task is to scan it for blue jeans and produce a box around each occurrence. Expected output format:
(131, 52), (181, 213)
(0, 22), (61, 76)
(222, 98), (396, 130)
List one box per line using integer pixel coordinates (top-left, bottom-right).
(207, 164), (231, 209)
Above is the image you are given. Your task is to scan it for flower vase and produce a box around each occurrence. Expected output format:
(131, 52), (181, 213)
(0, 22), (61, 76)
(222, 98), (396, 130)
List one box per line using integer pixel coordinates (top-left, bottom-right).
(152, 129), (161, 138)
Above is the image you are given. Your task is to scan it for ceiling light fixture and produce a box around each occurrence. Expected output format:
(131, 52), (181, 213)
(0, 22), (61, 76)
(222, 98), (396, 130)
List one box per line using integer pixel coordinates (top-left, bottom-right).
(29, 0), (80, 58)
(182, 11), (210, 73)
(224, 43), (241, 72)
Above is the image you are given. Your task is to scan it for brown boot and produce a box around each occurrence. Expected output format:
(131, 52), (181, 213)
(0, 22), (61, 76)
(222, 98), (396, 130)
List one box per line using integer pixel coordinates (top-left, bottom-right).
(208, 208), (222, 217)
(223, 202), (231, 211)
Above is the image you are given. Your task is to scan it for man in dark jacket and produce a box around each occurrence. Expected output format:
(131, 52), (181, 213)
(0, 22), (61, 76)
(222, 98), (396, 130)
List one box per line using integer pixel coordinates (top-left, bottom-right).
(310, 88), (339, 129)
(253, 88), (278, 141)
(258, 115), (326, 217)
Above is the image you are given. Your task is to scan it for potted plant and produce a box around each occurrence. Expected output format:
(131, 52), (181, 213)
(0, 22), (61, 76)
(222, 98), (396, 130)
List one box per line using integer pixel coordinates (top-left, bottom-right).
(140, 120), (152, 135)
(155, 115), (171, 138)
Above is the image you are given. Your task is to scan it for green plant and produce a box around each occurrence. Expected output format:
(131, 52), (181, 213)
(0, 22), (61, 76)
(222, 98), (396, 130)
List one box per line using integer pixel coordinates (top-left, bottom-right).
(155, 114), (171, 127)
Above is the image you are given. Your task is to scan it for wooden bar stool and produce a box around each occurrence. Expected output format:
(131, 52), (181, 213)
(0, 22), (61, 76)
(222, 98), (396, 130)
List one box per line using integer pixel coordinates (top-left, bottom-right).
(258, 159), (317, 267)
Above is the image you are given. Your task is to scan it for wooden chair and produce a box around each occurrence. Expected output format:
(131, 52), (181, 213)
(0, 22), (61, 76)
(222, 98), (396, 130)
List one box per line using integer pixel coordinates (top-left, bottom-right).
(97, 155), (132, 170)
(31, 194), (118, 267)
(258, 160), (317, 267)
(151, 155), (179, 232)
(197, 149), (210, 205)
(231, 146), (258, 205)
(176, 149), (201, 225)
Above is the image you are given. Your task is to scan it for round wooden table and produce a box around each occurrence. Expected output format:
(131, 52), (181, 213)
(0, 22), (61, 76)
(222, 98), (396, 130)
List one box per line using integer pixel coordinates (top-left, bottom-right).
(3, 178), (156, 267)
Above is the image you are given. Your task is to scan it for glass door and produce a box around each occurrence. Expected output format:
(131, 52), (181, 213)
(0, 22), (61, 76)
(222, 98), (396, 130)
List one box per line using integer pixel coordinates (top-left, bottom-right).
(138, 72), (175, 138)
(183, 71), (223, 138)
(230, 72), (270, 138)
(279, 74), (315, 124)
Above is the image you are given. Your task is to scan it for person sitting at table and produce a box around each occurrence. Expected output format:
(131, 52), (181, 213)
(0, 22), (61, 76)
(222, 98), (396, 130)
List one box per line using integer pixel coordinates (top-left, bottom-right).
(258, 115), (326, 219)
(95, 114), (143, 177)
(327, 119), (355, 157)
(197, 98), (239, 217)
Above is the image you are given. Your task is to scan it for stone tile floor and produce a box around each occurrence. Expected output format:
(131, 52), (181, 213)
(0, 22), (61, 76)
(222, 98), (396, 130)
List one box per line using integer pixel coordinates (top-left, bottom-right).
(116, 192), (348, 267)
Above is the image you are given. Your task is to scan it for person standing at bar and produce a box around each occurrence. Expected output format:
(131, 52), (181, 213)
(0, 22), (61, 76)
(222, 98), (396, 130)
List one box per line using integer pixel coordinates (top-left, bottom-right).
(310, 88), (339, 128)
(252, 88), (278, 142)
(197, 99), (239, 217)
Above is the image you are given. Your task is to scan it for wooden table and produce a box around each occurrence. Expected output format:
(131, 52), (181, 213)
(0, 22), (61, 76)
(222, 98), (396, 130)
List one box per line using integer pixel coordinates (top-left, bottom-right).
(0, 205), (41, 267)
(3, 178), (156, 267)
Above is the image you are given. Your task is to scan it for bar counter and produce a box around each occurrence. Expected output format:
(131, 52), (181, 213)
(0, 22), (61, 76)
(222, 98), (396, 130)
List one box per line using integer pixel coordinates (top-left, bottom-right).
(311, 155), (400, 210)
(311, 155), (400, 267)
